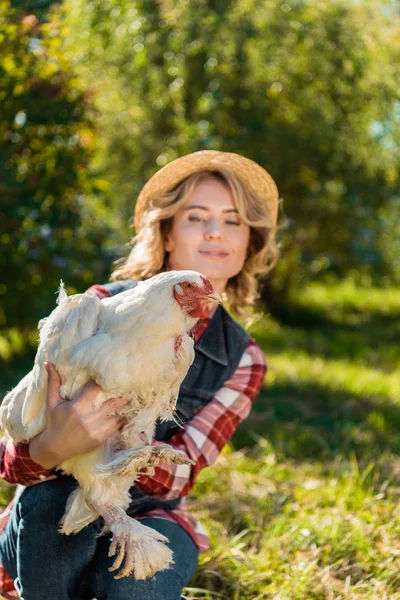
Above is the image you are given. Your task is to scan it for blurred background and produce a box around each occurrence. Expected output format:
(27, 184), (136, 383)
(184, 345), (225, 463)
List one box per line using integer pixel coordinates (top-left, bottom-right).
(2, 0), (400, 331)
(1, 1), (400, 598)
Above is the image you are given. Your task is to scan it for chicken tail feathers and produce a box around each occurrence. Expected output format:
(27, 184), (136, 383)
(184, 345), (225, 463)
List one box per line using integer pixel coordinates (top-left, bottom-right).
(59, 487), (99, 535)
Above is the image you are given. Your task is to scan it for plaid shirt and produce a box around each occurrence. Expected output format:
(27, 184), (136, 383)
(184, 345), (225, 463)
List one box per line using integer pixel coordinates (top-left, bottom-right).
(0, 284), (267, 598)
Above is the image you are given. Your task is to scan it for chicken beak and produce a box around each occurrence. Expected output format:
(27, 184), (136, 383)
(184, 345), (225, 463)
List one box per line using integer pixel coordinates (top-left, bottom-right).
(206, 290), (222, 305)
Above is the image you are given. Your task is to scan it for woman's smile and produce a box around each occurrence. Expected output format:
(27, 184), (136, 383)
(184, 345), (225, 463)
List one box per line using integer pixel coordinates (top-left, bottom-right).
(164, 177), (250, 294)
(198, 247), (229, 260)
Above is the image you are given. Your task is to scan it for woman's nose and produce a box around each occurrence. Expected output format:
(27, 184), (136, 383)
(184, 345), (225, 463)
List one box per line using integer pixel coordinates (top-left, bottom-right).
(205, 219), (222, 240)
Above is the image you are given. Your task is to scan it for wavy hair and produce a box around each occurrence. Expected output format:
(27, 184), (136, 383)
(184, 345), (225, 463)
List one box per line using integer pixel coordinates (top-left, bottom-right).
(111, 168), (279, 316)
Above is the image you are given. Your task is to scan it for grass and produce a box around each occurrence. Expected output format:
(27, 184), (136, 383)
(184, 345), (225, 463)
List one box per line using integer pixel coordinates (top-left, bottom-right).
(1, 280), (400, 599)
(185, 281), (400, 599)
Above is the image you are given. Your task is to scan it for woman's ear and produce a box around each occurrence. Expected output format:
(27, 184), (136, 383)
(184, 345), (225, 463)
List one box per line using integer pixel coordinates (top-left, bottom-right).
(164, 234), (174, 253)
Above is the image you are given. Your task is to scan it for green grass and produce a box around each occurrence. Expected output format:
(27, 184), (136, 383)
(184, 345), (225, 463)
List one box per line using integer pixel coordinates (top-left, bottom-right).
(1, 281), (400, 599)
(185, 282), (400, 599)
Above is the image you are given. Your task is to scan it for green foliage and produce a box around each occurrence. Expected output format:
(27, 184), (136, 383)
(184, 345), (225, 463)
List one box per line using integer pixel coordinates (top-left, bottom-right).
(0, 1), (113, 329)
(2, 0), (400, 330)
(60, 0), (400, 290)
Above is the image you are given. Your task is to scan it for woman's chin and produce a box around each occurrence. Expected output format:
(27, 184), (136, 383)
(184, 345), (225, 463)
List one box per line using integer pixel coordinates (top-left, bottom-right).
(191, 261), (231, 279)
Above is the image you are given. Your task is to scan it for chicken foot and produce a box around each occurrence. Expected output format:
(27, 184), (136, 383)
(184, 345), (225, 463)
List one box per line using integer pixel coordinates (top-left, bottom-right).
(91, 503), (174, 580)
(95, 444), (195, 479)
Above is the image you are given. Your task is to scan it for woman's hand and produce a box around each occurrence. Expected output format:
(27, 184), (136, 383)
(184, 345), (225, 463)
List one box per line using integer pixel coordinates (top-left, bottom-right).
(29, 362), (127, 470)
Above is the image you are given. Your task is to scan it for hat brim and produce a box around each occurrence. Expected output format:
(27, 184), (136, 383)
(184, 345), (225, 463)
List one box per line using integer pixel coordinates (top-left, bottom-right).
(134, 150), (279, 231)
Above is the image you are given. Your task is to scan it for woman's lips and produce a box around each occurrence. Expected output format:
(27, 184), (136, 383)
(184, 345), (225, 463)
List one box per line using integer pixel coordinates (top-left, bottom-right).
(199, 250), (229, 259)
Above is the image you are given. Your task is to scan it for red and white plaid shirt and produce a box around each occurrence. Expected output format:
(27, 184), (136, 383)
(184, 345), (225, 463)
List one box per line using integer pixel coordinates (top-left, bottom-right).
(0, 284), (267, 599)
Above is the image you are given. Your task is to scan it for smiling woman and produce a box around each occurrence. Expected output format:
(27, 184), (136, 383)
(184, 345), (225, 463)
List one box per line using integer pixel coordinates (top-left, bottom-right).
(164, 177), (250, 295)
(113, 157), (279, 316)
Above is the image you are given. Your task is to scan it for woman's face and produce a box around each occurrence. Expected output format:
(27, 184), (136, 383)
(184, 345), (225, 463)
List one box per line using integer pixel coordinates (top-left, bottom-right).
(164, 177), (250, 295)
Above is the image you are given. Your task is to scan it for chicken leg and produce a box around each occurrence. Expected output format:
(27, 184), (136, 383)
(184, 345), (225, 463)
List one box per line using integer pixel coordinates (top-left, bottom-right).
(91, 503), (174, 579)
(95, 444), (195, 480)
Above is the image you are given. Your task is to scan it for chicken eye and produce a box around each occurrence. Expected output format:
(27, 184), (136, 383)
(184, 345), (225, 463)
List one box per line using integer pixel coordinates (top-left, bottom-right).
(186, 283), (192, 289)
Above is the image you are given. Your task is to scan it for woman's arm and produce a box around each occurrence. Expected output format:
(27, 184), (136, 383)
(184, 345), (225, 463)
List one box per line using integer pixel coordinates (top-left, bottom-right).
(0, 365), (127, 485)
(135, 340), (267, 499)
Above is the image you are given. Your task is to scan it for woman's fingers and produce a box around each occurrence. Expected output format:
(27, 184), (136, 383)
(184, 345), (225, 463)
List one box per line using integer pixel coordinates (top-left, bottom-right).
(69, 380), (104, 414)
(102, 396), (128, 414)
(105, 415), (126, 436)
(36, 368), (127, 463)
(91, 399), (127, 439)
(89, 414), (125, 444)
(44, 362), (64, 410)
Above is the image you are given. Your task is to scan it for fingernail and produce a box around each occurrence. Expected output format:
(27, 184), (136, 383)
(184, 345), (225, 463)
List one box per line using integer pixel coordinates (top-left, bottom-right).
(44, 362), (49, 373)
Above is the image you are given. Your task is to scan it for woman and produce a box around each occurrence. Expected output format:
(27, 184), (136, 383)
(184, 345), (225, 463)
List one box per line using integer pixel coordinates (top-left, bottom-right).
(0, 150), (279, 600)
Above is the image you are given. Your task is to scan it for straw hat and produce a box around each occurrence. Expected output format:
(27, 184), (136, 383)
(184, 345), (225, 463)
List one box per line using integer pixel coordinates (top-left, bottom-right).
(134, 150), (279, 231)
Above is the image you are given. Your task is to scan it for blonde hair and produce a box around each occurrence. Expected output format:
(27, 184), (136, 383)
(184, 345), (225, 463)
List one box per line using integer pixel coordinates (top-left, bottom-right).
(111, 168), (279, 315)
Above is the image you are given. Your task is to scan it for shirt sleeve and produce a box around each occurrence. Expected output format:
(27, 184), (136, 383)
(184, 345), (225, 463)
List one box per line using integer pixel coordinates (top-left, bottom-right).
(0, 439), (56, 486)
(135, 340), (267, 500)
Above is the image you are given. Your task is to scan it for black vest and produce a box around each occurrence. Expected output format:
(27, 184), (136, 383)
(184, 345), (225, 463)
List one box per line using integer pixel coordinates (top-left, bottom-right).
(101, 280), (250, 515)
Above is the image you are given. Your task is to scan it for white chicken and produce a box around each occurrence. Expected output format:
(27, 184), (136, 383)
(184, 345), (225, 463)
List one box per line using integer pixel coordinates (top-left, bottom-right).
(0, 270), (220, 580)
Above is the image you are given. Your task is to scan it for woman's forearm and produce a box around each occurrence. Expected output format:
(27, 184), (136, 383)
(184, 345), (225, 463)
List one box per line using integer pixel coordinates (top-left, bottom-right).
(29, 432), (61, 470)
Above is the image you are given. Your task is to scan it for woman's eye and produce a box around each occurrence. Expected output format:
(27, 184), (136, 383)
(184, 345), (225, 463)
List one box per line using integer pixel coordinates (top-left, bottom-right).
(187, 214), (240, 226)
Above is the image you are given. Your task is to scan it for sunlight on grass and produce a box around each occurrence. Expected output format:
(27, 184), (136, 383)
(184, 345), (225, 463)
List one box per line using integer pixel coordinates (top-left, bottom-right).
(188, 446), (400, 599)
(268, 352), (400, 402)
(294, 280), (400, 320)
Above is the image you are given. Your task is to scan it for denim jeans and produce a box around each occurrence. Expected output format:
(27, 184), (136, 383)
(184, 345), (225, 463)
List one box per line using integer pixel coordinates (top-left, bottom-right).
(0, 476), (199, 600)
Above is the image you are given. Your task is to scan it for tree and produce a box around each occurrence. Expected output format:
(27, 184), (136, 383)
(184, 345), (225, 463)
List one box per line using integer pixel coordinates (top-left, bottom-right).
(61, 0), (400, 299)
(0, 1), (113, 329)
(4, 0), (400, 329)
